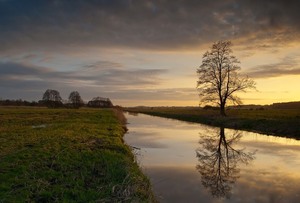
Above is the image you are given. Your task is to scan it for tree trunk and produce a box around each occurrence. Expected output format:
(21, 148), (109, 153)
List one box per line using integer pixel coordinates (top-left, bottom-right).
(220, 103), (226, 116)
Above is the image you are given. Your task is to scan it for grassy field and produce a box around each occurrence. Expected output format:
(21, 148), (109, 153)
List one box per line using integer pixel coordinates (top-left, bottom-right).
(0, 107), (154, 202)
(126, 107), (300, 139)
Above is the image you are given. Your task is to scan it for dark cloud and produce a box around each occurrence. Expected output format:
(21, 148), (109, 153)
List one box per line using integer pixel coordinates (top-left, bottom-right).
(0, 60), (166, 85)
(0, 60), (168, 100)
(1, 0), (300, 53)
(1, 0), (300, 104)
(0, 62), (46, 75)
(0, 61), (197, 102)
(246, 55), (300, 78)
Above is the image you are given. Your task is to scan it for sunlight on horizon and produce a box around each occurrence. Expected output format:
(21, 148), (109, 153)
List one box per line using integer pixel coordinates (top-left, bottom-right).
(1, 1), (300, 106)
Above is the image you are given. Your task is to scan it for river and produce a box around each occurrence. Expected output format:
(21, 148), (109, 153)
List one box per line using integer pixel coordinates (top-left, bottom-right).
(124, 112), (300, 203)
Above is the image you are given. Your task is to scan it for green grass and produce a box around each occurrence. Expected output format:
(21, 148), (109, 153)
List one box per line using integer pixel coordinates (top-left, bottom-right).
(0, 107), (154, 202)
(126, 107), (300, 139)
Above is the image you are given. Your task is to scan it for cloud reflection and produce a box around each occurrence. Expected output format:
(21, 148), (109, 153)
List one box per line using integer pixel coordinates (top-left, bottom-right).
(125, 131), (168, 149)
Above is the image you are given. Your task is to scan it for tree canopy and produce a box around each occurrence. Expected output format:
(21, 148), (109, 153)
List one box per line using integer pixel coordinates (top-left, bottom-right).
(197, 40), (255, 116)
(87, 97), (113, 108)
(42, 89), (63, 108)
(43, 89), (62, 102)
(68, 91), (83, 108)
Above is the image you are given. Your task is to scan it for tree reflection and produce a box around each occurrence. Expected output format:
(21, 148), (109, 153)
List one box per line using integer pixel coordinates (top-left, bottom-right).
(196, 127), (255, 199)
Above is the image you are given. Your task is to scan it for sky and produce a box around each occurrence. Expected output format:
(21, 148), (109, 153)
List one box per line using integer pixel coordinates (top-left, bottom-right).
(1, 0), (300, 106)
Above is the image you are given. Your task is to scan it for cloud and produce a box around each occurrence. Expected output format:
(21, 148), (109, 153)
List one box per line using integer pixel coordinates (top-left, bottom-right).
(0, 62), (55, 90)
(0, 62), (46, 76)
(96, 88), (197, 101)
(0, 60), (167, 86)
(1, 0), (300, 104)
(0, 60), (168, 100)
(1, 0), (300, 53)
(246, 55), (300, 78)
(125, 131), (168, 148)
(78, 61), (167, 86)
(0, 60), (197, 103)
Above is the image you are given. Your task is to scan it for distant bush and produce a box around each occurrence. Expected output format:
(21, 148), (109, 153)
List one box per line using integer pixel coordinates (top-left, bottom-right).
(0, 99), (42, 107)
(87, 97), (113, 108)
(203, 105), (219, 110)
(271, 101), (300, 109)
(39, 100), (64, 108)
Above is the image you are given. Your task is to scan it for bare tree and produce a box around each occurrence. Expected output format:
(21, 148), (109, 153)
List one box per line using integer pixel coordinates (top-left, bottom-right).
(68, 91), (83, 108)
(42, 89), (63, 108)
(197, 40), (255, 116)
(43, 89), (62, 101)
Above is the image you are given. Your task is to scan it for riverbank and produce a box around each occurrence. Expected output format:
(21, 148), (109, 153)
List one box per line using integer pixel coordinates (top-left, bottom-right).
(126, 107), (300, 139)
(0, 107), (154, 202)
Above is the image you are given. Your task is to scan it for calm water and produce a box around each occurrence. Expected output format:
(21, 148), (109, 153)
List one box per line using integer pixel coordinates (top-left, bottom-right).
(124, 113), (300, 203)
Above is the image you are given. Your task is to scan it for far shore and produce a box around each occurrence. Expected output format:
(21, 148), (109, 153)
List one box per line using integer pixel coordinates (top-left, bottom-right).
(125, 106), (300, 139)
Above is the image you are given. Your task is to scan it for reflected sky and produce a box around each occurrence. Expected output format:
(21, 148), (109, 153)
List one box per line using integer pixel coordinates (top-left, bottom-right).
(124, 113), (300, 203)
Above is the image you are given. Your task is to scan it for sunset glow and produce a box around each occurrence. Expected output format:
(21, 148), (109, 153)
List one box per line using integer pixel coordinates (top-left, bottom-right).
(1, 0), (300, 106)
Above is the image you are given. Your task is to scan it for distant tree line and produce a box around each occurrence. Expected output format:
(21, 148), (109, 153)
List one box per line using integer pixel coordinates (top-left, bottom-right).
(0, 99), (41, 107)
(0, 89), (113, 108)
(204, 101), (300, 110)
(272, 101), (300, 109)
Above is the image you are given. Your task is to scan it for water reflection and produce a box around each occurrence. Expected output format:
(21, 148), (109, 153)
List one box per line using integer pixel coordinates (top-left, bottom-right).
(196, 127), (255, 199)
(125, 113), (300, 202)
(127, 111), (139, 116)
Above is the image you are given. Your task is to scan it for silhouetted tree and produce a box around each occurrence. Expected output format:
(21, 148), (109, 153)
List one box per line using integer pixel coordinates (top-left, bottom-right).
(87, 97), (113, 108)
(197, 40), (255, 116)
(68, 91), (83, 108)
(196, 127), (255, 199)
(0, 99), (40, 106)
(42, 89), (63, 108)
